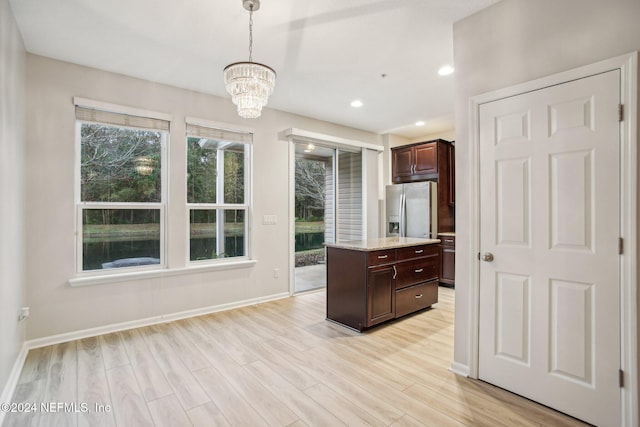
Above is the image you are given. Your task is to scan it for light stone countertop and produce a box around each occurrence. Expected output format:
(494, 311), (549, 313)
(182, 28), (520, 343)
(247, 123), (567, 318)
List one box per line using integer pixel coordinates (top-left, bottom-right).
(437, 232), (456, 237)
(325, 237), (440, 252)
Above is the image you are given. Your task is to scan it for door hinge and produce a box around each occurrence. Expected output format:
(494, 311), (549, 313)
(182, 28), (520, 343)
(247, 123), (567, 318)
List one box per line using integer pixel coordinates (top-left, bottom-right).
(619, 104), (624, 122)
(619, 369), (624, 388)
(619, 237), (624, 255)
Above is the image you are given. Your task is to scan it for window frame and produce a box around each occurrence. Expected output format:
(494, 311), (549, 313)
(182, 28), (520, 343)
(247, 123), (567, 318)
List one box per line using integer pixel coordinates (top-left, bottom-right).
(185, 120), (253, 265)
(74, 110), (169, 276)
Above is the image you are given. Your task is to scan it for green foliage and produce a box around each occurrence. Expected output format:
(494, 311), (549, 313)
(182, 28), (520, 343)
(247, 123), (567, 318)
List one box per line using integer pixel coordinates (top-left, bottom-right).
(187, 137), (217, 203)
(295, 158), (326, 221)
(81, 128), (248, 228)
(83, 208), (160, 226)
(224, 150), (244, 204)
(187, 138), (245, 204)
(81, 123), (162, 203)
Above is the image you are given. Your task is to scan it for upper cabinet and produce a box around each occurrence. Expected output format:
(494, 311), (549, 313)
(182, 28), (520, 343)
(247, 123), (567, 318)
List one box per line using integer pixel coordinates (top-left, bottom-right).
(392, 139), (450, 183)
(391, 145), (416, 182)
(391, 139), (455, 232)
(414, 143), (438, 176)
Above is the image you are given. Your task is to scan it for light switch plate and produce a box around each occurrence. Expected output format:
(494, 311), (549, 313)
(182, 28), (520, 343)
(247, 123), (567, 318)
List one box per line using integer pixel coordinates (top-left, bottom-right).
(263, 215), (277, 225)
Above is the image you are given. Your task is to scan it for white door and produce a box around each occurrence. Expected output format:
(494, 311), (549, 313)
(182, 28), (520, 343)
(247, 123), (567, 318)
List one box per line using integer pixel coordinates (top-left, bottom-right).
(478, 70), (621, 427)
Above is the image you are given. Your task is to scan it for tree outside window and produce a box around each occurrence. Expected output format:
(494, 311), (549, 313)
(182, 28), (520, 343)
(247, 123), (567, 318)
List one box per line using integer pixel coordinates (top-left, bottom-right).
(78, 122), (166, 272)
(187, 136), (249, 261)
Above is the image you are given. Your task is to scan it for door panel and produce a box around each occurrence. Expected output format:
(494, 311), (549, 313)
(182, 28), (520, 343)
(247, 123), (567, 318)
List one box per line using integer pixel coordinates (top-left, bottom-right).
(367, 266), (395, 326)
(496, 157), (530, 246)
(478, 70), (621, 427)
(414, 143), (437, 175)
(392, 146), (414, 182)
(549, 279), (593, 384)
(550, 150), (593, 251)
(495, 273), (530, 365)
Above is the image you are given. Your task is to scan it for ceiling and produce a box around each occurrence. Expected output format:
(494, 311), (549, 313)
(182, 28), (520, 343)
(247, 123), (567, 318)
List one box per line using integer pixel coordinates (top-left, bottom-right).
(9, 0), (499, 138)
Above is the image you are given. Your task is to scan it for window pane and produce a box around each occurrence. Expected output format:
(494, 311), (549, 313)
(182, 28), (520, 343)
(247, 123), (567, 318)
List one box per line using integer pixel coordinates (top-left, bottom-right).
(189, 209), (245, 261)
(187, 137), (245, 204)
(224, 149), (245, 204)
(80, 123), (162, 202)
(187, 137), (217, 203)
(82, 209), (160, 271)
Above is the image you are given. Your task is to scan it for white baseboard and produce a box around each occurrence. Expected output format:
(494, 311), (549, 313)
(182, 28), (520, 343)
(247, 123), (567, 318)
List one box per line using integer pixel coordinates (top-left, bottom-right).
(26, 291), (290, 350)
(0, 342), (29, 426)
(449, 361), (470, 377)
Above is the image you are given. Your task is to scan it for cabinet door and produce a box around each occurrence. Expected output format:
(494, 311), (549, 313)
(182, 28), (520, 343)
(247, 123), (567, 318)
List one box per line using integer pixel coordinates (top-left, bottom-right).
(367, 266), (395, 326)
(391, 146), (414, 183)
(448, 144), (455, 206)
(440, 246), (455, 285)
(414, 143), (438, 175)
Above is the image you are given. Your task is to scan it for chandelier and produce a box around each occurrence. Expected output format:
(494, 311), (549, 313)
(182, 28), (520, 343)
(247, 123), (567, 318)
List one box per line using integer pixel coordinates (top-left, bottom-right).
(133, 156), (154, 175)
(224, 0), (276, 119)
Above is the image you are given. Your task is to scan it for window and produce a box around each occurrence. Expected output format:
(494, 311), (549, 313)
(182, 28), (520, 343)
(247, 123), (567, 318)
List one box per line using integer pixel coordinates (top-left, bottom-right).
(186, 123), (251, 262)
(75, 104), (168, 273)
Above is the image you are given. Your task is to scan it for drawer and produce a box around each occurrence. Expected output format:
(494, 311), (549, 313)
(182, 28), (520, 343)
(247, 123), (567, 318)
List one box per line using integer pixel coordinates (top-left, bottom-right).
(395, 255), (439, 289)
(440, 235), (455, 247)
(367, 249), (396, 266)
(397, 244), (437, 261)
(395, 281), (438, 318)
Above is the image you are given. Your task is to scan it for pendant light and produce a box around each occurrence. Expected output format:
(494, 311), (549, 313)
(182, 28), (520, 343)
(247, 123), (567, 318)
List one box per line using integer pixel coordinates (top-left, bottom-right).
(223, 0), (276, 119)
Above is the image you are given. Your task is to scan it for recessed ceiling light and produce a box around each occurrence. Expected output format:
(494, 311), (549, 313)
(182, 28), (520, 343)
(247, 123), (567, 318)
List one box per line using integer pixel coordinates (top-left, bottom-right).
(438, 65), (455, 76)
(350, 100), (363, 108)
(415, 121), (426, 126)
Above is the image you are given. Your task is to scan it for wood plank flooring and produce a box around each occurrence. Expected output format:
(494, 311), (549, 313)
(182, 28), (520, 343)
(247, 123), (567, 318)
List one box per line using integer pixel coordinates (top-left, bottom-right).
(3, 288), (588, 427)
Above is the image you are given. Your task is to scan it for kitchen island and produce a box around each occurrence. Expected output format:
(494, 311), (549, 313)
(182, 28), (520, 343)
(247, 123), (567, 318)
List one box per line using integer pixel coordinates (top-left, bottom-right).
(325, 237), (440, 331)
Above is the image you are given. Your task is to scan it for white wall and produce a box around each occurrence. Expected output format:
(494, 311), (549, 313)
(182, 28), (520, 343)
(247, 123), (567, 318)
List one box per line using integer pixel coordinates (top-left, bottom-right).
(453, 0), (640, 395)
(0, 0), (26, 407)
(409, 129), (455, 144)
(24, 54), (381, 340)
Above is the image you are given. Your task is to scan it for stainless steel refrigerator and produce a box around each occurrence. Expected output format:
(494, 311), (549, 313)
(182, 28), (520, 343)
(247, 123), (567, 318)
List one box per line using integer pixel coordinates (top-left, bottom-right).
(385, 182), (438, 239)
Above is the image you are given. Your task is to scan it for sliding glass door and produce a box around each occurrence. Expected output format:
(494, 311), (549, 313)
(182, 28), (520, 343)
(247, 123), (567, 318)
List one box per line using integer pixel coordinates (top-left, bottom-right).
(293, 143), (363, 293)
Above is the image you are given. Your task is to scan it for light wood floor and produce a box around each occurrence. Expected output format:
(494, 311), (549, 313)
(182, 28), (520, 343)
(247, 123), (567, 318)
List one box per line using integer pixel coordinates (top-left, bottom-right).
(3, 287), (588, 427)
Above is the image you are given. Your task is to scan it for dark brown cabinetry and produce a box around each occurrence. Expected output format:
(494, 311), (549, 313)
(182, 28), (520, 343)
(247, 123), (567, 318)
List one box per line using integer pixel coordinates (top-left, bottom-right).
(448, 144), (455, 207)
(391, 146), (415, 182)
(366, 265), (395, 326)
(439, 234), (455, 287)
(394, 244), (439, 317)
(392, 142), (439, 183)
(391, 139), (455, 233)
(326, 243), (439, 331)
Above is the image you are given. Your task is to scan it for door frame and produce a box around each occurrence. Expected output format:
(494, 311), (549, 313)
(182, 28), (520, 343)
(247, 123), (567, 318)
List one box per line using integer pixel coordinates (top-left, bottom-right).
(284, 129), (383, 296)
(466, 52), (638, 425)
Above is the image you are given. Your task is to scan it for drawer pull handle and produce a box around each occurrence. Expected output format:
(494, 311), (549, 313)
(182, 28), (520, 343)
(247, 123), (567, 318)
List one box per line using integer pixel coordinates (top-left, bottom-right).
(414, 268), (424, 273)
(378, 255), (388, 259)
(415, 294), (423, 299)
(445, 239), (454, 243)
(415, 249), (424, 254)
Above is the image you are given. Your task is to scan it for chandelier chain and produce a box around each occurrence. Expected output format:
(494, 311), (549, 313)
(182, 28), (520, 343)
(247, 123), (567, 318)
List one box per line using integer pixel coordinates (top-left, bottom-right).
(248, 5), (254, 62)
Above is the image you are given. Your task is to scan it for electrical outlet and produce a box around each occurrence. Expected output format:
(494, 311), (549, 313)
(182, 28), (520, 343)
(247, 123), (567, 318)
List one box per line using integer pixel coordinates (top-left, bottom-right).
(18, 307), (30, 321)
(273, 268), (280, 278)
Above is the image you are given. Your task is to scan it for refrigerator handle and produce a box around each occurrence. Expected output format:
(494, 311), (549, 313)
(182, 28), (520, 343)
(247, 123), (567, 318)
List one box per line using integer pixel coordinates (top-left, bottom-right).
(399, 193), (406, 237)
